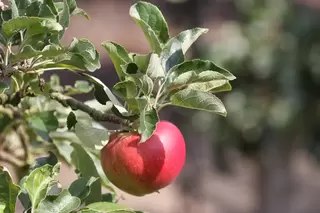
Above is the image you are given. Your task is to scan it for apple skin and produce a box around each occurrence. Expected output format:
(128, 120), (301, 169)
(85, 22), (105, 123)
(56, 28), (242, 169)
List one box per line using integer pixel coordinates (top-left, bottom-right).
(100, 120), (186, 196)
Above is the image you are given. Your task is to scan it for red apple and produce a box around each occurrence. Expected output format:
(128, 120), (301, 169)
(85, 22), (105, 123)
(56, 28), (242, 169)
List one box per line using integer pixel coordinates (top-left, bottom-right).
(100, 120), (186, 196)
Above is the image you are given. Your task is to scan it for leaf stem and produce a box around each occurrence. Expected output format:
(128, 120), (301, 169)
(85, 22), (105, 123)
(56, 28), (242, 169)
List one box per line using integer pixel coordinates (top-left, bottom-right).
(50, 92), (132, 126)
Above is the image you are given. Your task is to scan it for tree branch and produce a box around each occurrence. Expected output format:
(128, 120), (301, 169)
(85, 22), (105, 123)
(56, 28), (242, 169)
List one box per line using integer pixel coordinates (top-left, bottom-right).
(50, 92), (132, 126)
(0, 150), (26, 167)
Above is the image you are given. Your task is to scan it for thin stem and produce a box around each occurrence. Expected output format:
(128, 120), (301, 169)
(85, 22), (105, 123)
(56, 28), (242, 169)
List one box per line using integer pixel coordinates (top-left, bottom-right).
(4, 42), (11, 66)
(154, 77), (168, 108)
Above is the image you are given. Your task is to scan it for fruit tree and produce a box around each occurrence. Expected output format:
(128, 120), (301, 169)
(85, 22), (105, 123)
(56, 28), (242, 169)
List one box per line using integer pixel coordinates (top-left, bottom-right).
(0, 0), (235, 212)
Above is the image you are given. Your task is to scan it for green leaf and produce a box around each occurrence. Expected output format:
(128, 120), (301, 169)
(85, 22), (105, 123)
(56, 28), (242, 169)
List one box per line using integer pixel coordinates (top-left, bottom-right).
(79, 202), (137, 213)
(102, 41), (132, 81)
(27, 111), (59, 132)
(64, 38), (101, 72)
(79, 73), (129, 116)
(0, 166), (20, 213)
(170, 88), (227, 116)
(0, 82), (9, 94)
(69, 177), (99, 202)
(168, 59), (236, 81)
(146, 53), (165, 80)
(67, 111), (77, 130)
(210, 81), (232, 93)
(51, 134), (74, 165)
(64, 80), (94, 95)
(10, 44), (66, 63)
(160, 39), (184, 72)
(167, 28), (208, 55)
(74, 122), (108, 150)
(133, 53), (151, 73)
(10, 0), (19, 19)
(167, 70), (228, 91)
(113, 80), (137, 99)
(122, 63), (154, 96)
(35, 189), (81, 213)
(136, 98), (159, 143)
(70, 144), (102, 204)
(188, 79), (231, 93)
(129, 1), (169, 54)
(24, 163), (60, 211)
(58, 0), (70, 29)
(2, 16), (62, 38)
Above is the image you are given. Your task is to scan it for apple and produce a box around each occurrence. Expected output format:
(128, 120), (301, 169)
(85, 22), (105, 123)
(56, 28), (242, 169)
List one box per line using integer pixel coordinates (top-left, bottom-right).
(100, 120), (186, 196)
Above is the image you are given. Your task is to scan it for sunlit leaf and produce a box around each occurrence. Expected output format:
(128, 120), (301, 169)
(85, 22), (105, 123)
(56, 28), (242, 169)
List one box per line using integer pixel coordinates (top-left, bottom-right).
(24, 163), (60, 211)
(136, 98), (159, 143)
(170, 88), (227, 116)
(102, 41), (132, 81)
(35, 189), (81, 213)
(168, 59), (236, 81)
(129, 1), (169, 54)
(78, 202), (138, 213)
(74, 122), (108, 150)
(0, 166), (20, 213)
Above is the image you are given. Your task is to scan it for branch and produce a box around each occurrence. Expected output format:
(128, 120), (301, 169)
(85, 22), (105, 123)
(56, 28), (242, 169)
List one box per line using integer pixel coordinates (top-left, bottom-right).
(50, 92), (131, 126)
(0, 150), (26, 167)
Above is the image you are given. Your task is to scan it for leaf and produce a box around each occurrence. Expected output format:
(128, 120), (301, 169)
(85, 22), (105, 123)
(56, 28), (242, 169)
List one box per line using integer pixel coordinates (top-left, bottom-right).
(35, 189), (81, 213)
(102, 41), (132, 81)
(59, 0), (70, 29)
(136, 98), (159, 143)
(9, 0), (19, 19)
(10, 44), (66, 63)
(74, 122), (108, 150)
(167, 70), (228, 91)
(79, 73), (129, 116)
(122, 63), (154, 96)
(129, 1), (169, 54)
(188, 79), (230, 93)
(113, 80), (137, 99)
(167, 28), (208, 55)
(71, 144), (102, 204)
(160, 39), (184, 72)
(168, 59), (236, 81)
(67, 111), (77, 130)
(64, 80), (94, 95)
(0, 82), (9, 94)
(170, 88), (227, 116)
(146, 53), (165, 80)
(69, 177), (99, 202)
(2, 16), (62, 38)
(133, 53), (151, 73)
(160, 28), (209, 72)
(27, 111), (59, 132)
(79, 202), (137, 213)
(66, 38), (101, 72)
(30, 152), (59, 171)
(210, 81), (232, 93)
(24, 163), (60, 210)
(0, 166), (20, 213)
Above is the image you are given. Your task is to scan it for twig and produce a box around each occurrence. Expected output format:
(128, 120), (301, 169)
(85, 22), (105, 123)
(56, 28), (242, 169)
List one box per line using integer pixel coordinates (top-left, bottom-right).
(50, 92), (132, 126)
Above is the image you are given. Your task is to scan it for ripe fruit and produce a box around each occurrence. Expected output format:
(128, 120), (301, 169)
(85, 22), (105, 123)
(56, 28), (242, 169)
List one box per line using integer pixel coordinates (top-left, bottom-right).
(100, 120), (186, 196)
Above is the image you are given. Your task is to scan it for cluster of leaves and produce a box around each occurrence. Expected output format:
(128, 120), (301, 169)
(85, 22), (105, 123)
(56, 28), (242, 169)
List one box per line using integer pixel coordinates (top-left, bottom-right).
(0, 0), (235, 213)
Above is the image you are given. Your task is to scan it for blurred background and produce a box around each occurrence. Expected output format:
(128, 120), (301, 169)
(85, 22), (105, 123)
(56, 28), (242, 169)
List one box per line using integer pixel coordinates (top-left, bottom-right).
(41, 0), (320, 213)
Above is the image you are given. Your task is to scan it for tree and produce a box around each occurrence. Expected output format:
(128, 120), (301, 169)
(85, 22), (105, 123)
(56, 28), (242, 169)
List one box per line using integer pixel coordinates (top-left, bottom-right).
(0, 0), (235, 212)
